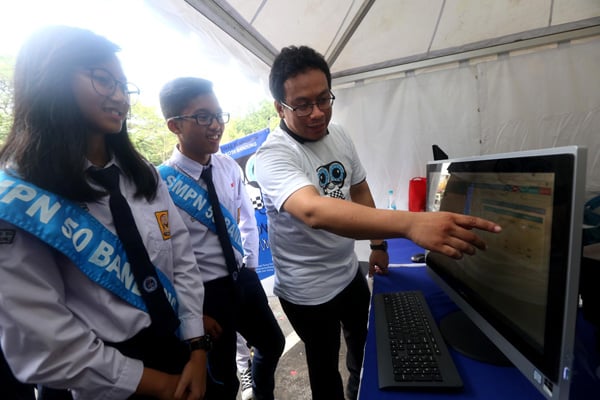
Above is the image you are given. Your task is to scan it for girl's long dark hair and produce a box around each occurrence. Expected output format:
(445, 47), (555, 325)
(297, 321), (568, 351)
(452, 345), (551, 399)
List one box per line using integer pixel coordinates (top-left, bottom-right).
(0, 25), (157, 202)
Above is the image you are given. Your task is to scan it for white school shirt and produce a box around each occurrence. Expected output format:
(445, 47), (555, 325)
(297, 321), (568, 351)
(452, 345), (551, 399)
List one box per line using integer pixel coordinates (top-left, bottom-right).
(0, 159), (205, 400)
(163, 146), (259, 282)
(255, 122), (366, 305)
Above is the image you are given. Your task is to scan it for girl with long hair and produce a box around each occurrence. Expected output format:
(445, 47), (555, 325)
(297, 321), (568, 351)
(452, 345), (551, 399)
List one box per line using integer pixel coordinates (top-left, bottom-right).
(0, 25), (208, 400)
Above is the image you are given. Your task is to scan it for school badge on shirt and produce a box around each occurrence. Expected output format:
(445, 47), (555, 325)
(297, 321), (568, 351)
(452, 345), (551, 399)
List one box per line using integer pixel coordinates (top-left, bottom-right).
(0, 229), (16, 244)
(155, 210), (171, 240)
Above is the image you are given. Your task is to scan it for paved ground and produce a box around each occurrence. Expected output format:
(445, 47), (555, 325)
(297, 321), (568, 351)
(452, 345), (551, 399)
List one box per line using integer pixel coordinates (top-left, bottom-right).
(236, 261), (371, 400)
(236, 295), (351, 400)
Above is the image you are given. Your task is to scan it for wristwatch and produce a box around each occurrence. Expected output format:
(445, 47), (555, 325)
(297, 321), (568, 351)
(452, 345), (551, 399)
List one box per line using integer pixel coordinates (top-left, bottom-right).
(187, 334), (212, 352)
(369, 240), (388, 252)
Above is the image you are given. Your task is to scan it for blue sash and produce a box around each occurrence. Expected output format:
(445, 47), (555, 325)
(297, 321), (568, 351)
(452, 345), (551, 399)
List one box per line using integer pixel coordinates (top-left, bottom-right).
(157, 165), (244, 255)
(0, 171), (178, 314)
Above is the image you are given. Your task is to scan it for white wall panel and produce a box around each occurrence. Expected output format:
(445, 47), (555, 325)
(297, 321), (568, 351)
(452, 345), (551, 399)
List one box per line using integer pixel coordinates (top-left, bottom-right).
(335, 36), (600, 212)
(334, 66), (480, 210)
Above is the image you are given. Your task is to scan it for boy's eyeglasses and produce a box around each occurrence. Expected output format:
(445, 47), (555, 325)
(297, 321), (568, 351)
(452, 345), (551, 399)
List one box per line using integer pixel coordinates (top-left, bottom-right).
(88, 68), (140, 105)
(280, 92), (335, 117)
(167, 112), (230, 126)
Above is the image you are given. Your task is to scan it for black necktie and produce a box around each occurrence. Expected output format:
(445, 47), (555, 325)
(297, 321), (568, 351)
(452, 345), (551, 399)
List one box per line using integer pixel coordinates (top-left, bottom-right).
(201, 166), (239, 281)
(89, 165), (180, 335)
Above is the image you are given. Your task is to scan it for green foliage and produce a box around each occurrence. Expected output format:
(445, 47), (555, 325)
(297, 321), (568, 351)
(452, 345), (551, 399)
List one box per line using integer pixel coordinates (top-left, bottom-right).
(127, 103), (177, 166)
(0, 56), (15, 146)
(222, 99), (278, 145)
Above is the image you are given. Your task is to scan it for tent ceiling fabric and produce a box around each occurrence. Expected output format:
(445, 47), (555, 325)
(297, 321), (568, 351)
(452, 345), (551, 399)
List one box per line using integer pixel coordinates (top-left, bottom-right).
(147, 0), (600, 86)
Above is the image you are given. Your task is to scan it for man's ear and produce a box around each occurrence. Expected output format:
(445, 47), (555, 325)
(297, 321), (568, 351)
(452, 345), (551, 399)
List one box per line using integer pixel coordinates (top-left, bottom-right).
(275, 100), (285, 119)
(166, 118), (180, 134)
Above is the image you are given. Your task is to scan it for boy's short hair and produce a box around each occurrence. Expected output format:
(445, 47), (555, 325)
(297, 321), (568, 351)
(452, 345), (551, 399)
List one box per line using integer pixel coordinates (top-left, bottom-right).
(159, 77), (214, 119)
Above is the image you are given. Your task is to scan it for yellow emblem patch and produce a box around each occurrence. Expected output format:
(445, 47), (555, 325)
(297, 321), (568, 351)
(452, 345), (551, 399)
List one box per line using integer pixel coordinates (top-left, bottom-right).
(155, 210), (171, 240)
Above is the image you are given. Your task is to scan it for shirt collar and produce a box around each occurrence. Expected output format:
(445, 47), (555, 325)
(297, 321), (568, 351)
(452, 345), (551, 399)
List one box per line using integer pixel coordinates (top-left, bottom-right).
(169, 144), (211, 181)
(280, 119), (328, 144)
(85, 155), (120, 172)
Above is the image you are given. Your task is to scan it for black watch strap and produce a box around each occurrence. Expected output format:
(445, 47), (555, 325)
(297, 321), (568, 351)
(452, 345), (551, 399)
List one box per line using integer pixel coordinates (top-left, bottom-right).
(187, 334), (212, 352)
(369, 240), (388, 251)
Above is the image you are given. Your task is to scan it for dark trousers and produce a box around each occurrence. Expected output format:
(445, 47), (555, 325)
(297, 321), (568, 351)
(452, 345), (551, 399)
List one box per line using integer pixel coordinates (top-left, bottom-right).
(37, 328), (188, 400)
(203, 267), (284, 400)
(1, 348), (36, 400)
(279, 269), (370, 400)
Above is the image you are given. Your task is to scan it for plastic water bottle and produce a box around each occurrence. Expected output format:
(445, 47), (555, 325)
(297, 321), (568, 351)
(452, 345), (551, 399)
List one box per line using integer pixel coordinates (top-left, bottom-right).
(388, 189), (397, 210)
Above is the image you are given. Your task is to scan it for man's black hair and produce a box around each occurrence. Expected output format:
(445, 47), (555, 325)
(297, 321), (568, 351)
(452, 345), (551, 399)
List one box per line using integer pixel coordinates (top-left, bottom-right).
(269, 45), (331, 103)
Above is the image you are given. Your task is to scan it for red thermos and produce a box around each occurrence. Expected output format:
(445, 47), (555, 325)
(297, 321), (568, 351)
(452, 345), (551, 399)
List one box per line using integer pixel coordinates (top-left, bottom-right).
(408, 177), (427, 212)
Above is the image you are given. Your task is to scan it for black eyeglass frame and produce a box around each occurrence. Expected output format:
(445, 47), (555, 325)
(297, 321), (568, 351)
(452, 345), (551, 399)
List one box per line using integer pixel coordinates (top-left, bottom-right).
(166, 112), (231, 126)
(279, 92), (336, 117)
(87, 68), (140, 105)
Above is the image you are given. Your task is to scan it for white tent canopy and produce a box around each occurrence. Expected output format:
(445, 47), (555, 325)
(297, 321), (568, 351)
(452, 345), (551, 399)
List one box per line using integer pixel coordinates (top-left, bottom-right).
(147, 0), (600, 207)
(148, 0), (599, 82)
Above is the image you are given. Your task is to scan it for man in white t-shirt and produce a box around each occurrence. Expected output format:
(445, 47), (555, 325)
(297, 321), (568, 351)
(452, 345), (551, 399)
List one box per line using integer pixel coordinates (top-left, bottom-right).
(255, 45), (502, 400)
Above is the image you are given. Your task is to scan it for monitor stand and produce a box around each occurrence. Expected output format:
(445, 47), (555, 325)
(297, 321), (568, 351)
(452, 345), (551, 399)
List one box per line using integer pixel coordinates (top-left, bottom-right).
(439, 310), (512, 366)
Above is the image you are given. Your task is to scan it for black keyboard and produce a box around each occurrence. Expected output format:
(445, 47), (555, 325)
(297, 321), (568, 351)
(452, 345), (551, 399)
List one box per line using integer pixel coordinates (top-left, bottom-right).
(374, 290), (463, 391)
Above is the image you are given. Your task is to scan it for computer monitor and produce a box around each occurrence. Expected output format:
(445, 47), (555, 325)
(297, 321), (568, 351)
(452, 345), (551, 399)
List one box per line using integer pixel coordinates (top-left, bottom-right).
(425, 146), (586, 400)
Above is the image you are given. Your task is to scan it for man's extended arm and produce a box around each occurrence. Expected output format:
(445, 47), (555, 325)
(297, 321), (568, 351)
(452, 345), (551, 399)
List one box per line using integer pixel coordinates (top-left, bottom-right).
(349, 180), (389, 275)
(281, 185), (501, 260)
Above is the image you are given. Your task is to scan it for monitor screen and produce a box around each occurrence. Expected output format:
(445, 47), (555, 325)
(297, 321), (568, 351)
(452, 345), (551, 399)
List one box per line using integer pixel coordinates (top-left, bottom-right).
(425, 146), (586, 400)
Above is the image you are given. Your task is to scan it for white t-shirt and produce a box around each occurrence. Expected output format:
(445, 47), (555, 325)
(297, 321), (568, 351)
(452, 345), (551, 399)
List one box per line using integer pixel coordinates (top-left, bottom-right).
(255, 122), (367, 305)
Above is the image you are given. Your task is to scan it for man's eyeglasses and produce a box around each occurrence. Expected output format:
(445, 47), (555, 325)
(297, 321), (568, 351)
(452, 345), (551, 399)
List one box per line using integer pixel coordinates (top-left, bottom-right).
(280, 92), (335, 117)
(88, 68), (140, 105)
(167, 112), (231, 126)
